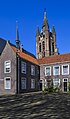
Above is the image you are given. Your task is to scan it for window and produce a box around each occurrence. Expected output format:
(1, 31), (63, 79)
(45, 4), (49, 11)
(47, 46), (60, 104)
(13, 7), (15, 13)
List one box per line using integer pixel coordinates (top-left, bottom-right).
(45, 66), (51, 76)
(31, 79), (35, 89)
(63, 78), (68, 82)
(52, 43), (54, 54)
(21, 62), (26, 74)
(42, 41), (45, 57)
(4, 60), (11, 73)
(39, 43), (41, 52)
(53, 66), (60, 75)
(4, 77), (11, 89)
(62, 64), (69, 75)
(31, 65), (35, 75)
(42, 41), (45, 51)
(53, 79), (60, 89)
(21, 78), (26, 89)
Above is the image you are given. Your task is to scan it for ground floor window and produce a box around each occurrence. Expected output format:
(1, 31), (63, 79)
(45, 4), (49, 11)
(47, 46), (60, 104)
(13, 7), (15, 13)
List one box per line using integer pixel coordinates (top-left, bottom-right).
(4, 77), (11, 89)
(53, 79), (60, 89)
(21, 78), (26, 89)
(63, 78), (68, 92)
(31, 79), (35, 89)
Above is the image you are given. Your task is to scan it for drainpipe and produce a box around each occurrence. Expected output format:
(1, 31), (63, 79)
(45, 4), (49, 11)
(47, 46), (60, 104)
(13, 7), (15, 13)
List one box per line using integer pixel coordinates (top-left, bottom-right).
(16, 52), (20, 94)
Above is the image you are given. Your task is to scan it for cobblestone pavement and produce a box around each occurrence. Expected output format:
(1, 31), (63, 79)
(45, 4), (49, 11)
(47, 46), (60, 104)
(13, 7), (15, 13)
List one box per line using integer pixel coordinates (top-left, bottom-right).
(0, 92), (70, 119)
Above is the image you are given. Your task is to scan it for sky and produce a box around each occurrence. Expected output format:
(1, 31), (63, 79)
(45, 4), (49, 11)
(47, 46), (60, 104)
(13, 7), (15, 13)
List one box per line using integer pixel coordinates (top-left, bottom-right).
(0, 0), (70, 56)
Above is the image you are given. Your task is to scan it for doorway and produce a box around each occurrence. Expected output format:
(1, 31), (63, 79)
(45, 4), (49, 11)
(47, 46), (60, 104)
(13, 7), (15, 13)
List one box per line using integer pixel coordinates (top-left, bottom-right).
(40, 80), (42, 90)
(63, 78), (68, 92)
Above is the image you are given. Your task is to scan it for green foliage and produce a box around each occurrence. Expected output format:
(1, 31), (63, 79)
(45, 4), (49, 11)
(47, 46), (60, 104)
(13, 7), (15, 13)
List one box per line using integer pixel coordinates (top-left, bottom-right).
(53, 87), (59, 92)
(48, 86), (54, 93)
(43, 86), (54, 93)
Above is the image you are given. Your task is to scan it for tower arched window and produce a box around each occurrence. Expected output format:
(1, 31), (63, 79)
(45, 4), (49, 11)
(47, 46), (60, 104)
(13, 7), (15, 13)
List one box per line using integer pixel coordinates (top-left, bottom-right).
(42, 41), (45, 57)
(52, 42), (54, 55)
(42, 41), (45, 51)
(39, 43), (41, 52)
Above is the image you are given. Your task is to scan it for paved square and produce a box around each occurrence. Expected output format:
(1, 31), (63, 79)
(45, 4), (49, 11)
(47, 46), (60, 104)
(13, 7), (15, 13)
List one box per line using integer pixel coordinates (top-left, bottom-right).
(0, 92), (70, 119)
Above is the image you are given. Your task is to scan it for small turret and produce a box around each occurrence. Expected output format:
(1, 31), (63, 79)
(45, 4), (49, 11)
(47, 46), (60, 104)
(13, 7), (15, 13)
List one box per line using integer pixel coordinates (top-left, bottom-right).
(36, 27), (40, 36)
(52, 25), (56, 35)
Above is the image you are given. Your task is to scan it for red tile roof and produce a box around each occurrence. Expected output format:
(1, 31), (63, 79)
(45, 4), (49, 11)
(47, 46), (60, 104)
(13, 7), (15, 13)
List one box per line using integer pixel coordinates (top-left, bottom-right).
(37, 53), (70, 65)
(11, 45), (39, 65)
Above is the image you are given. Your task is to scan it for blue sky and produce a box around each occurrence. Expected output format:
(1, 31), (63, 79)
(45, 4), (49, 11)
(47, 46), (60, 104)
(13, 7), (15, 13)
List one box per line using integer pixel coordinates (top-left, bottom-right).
(0, 0), (70, 55)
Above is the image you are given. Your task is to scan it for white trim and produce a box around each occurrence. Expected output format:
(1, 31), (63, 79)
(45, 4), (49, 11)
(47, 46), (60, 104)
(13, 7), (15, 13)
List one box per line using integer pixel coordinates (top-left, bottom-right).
(62, 64), (69, 75)
(21, 77), (26, 89)
(21, 62), (26, 74)
(4, 60), (11, 73)
(31, 79), (35, 89)
(53, 78), (60, 88)
(53, 65), (60, 75)
(63, 78), (68, 92)
(63, 78), (68, 82)
(45, 66), (51, 76)
(31, 65), (35, 76)
(4, 77), (11, 89)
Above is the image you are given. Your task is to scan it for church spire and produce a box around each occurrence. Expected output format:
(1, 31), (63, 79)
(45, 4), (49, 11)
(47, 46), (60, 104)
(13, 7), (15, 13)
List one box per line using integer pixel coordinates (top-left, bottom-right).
(42, 9), (49, 30)
(44, 9), (47, 21)
(16, 21), (20, 49)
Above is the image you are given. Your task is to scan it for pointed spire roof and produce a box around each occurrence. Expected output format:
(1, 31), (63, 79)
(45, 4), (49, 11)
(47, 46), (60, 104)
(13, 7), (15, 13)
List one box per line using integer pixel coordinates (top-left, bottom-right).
(52, 25), (56, 34)
(36, 27), (40, 36)
(42, 9), (49, 30)
(16, 21), (20, 49)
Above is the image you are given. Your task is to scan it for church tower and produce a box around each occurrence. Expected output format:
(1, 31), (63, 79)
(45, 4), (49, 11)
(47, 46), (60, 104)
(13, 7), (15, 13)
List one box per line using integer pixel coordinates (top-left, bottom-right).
(36, 10), (58, 59)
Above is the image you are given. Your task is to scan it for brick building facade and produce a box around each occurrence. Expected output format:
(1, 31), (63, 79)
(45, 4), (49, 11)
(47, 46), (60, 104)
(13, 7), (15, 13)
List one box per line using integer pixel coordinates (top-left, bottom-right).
(36, 11), (70, 92)
(0, 38), (40, 95)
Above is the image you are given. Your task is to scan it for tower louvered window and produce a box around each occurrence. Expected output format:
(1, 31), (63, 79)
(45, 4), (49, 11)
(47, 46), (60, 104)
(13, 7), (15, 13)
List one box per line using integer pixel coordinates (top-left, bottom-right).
(42, 41), (45, 51)
(42, 41), (45, 57)
(39, 43), (41, 52)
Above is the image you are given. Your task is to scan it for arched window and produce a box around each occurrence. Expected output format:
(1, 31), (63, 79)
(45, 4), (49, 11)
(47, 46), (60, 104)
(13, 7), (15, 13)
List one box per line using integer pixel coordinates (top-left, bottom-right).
(42, 41), (45, 57)
(52, 43), (54, 54)
(42, 41), (45, 51)
(39, 43), (41, 52)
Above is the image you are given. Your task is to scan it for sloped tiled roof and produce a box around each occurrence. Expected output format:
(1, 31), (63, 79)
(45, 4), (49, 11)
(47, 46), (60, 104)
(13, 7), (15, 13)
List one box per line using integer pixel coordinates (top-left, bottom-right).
(11, 45), (39, 65)
(37, 53), (70, 65)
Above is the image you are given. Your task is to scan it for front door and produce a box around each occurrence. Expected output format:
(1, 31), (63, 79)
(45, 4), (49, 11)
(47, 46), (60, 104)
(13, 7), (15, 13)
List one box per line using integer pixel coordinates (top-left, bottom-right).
(40, 80), (42, 90)
(63, 78), (68, 92)
(64, 82), (67, 92)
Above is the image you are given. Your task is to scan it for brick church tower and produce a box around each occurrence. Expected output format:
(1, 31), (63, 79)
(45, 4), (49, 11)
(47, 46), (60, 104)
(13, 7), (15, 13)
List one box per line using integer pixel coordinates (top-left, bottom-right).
(36, 10), (58, 59)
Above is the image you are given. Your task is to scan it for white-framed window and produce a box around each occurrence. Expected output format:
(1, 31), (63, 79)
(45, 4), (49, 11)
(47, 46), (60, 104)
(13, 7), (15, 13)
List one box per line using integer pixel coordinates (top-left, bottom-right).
(31, 79), (35, 89)
(21, 62), (26, 74)
(53, 66), (60, 75)
(62, 64), (69, 75)
(4, 60), (11, 73)
(45, 66), (51, 76)
(4, 77), (11, 89)
(31, 65), (35, 75)
(63, 78), (68, 82)
(53, 79), (60, 89)
(21, 77), (26, 89)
